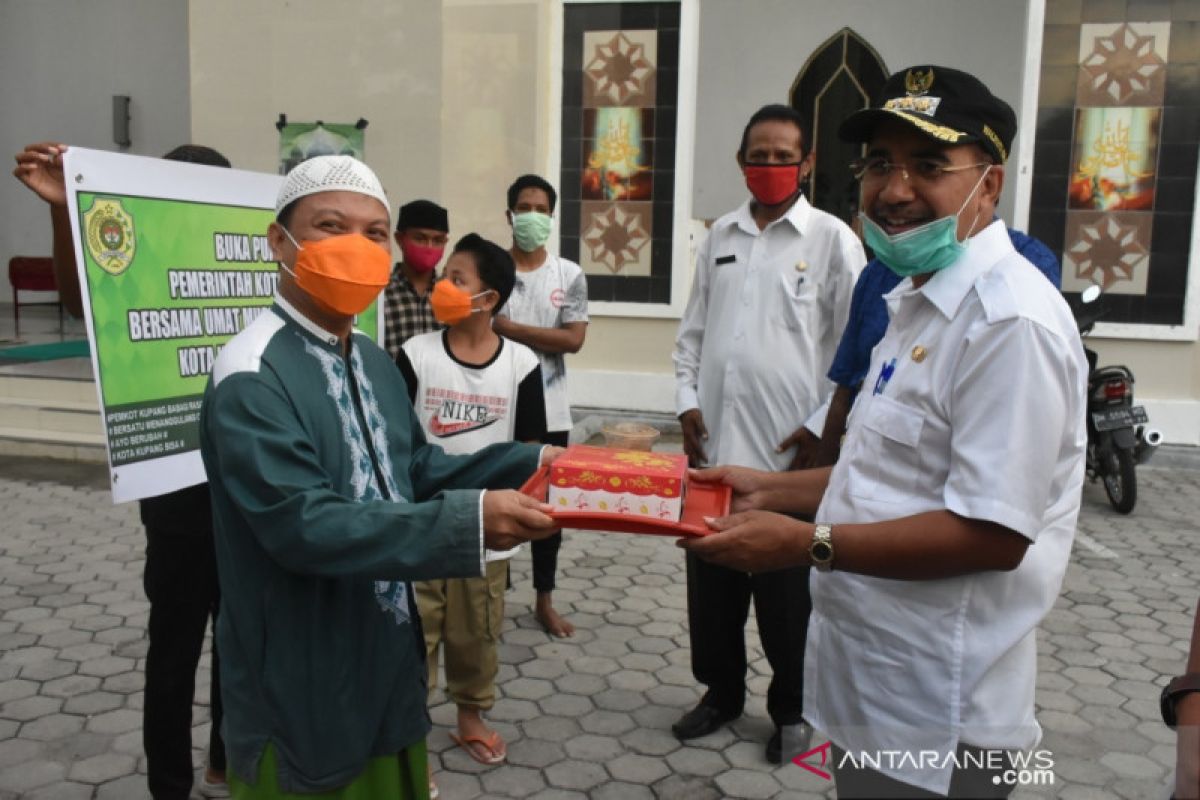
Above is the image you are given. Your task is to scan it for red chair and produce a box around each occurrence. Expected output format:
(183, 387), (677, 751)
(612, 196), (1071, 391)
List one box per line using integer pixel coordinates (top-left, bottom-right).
(8, 256), (63, 335)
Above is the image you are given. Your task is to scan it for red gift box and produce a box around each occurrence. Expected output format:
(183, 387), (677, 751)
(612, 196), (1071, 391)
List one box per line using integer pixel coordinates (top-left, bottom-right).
(549, 445), (687, 499)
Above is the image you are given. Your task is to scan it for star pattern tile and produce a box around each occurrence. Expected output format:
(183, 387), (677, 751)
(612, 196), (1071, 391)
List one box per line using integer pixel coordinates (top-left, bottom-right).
(585, 32), (655, 105)
(582, 204), (651, 275)
(1068, 214), (1148, 290)
(1079, 23), (1167, 105)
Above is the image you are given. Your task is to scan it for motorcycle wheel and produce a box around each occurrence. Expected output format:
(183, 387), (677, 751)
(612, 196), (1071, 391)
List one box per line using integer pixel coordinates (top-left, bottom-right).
(1102, 446), (1137, 514)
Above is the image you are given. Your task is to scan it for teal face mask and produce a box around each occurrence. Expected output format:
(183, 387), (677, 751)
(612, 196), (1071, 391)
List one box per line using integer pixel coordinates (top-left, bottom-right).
(511, 211), (553, 252)
(860, 166), (991, 278)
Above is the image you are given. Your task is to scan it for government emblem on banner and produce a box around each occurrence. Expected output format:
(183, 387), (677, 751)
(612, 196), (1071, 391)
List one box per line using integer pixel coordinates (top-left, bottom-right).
(83, 197), (136, 276)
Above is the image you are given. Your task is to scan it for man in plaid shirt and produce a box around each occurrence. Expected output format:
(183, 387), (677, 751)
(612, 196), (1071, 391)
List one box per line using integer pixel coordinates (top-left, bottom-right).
(383, 200), (450, 358)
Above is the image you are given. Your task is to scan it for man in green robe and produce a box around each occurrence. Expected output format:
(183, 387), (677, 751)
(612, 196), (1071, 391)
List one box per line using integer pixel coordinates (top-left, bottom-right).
(200, 155), (559, 799)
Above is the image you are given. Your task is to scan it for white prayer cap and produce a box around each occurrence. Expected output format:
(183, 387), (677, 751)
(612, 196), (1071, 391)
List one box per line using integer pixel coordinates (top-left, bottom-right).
(275, 155), (389, 218)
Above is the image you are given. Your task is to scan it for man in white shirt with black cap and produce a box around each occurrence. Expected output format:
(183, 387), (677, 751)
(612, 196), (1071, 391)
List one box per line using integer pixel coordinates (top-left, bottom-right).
(681, 66), (1087, 798)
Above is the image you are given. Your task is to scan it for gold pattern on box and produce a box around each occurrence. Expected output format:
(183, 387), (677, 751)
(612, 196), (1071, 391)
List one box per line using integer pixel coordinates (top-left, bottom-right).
(549, 444), (687, 522)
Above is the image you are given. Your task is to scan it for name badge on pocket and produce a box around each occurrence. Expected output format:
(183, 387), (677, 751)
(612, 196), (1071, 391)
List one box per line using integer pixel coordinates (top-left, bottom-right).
(715, 255), (736, 265)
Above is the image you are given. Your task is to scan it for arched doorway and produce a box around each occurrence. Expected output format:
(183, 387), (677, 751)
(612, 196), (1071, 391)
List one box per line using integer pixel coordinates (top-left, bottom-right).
(790, 28), (888, 225)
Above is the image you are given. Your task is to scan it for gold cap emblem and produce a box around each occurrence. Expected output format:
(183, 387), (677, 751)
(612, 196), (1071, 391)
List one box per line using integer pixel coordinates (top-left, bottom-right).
(905, 68), (935, 97)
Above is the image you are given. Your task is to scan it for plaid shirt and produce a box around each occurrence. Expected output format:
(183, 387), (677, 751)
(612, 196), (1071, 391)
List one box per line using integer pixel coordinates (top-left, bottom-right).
(382, 264), (442, 359)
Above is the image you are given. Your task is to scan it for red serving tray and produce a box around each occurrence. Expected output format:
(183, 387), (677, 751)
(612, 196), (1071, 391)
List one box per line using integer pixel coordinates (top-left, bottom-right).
(519, 465), (731, 537)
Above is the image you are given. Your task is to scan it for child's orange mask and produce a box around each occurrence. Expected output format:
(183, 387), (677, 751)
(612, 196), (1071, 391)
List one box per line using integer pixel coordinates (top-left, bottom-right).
(430, 280), (492, 325)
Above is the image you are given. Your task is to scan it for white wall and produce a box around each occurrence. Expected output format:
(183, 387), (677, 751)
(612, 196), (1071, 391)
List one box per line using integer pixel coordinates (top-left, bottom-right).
(0, 0), (192, 303)
(691, 0), (1030, 224)
(188, 0), (543, 248)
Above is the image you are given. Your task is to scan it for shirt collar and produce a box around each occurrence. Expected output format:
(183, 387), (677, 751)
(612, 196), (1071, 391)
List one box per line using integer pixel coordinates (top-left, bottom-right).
(392, 263), (439, 292)
(727, 194), (812, 237)
(273, 291), (341, 348)
(916, 219), (1012, 320)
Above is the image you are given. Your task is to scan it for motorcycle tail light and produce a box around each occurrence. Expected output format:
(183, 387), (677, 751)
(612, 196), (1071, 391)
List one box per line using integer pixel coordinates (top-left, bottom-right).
(1100, 379), (1129, 402)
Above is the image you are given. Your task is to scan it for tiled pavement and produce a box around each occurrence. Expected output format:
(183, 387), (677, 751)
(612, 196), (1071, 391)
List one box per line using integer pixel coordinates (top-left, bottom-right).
(0, 453), (1197, 799)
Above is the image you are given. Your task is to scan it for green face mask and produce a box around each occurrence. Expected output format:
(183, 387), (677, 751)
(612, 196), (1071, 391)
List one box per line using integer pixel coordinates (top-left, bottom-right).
(861, 166), (991, 278)
(511, 211), (553, 252)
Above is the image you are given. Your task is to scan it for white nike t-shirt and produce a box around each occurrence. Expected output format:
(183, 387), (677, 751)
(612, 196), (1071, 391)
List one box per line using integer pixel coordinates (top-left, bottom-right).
(397, 330), (546, 561)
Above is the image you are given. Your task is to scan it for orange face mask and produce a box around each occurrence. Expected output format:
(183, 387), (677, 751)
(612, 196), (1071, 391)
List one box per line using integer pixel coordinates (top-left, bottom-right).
(430, 280), (492, 325)
(280, 228), (391, 316)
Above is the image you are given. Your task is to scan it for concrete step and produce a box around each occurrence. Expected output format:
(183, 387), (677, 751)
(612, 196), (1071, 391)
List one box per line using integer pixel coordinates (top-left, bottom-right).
(0, 394), (97, 412)
(0, 366), (106, 463)
(0, 430), (108, 463)
(0, 401), (105, 436)
(0, 373), (98, 405)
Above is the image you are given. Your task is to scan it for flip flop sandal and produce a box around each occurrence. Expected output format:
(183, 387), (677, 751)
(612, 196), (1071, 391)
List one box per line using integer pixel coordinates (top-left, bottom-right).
(449, 729), (506, 765)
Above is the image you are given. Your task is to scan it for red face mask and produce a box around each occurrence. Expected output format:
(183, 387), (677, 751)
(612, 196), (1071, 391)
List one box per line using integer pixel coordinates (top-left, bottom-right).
(400, 240), (444, 273)
(743, 163), (803, 206)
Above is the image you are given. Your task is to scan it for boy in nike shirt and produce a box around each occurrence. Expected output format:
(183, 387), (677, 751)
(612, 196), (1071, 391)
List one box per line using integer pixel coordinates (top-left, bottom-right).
(396, 234), (546, 771)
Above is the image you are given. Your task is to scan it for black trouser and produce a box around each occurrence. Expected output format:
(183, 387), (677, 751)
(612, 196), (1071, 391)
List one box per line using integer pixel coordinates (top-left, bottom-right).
(531, 430), (570, 593)
(685, 550), (810, 726)
(832, 744), (1015, 799)
(141, 489), (224, 800)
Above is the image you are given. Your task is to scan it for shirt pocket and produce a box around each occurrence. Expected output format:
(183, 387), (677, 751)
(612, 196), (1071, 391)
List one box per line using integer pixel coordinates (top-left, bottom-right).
(770, 272), (817, 333)
(847, 394), (925, 504)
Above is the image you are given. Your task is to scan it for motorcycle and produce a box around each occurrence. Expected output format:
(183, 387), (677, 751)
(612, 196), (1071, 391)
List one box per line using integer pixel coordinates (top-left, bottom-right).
(1073, 285), (1162, 514)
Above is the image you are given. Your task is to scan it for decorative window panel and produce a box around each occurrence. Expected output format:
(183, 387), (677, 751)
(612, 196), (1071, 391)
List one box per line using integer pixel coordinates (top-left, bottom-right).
(1031, 0), (1199, 335)
(560, 2), (680, 305)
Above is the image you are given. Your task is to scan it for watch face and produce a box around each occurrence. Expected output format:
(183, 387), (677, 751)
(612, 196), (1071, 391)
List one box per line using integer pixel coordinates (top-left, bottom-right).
(812, 541), (833, 562)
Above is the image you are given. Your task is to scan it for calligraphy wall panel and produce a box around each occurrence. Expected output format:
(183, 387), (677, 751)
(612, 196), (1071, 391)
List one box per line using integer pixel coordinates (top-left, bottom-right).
(561, 2), (680, 304)
(1031, 1), (1198, 328)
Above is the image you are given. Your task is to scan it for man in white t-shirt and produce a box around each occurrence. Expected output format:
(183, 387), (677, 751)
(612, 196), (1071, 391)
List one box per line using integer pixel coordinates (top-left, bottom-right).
(493, 174), (589, 638)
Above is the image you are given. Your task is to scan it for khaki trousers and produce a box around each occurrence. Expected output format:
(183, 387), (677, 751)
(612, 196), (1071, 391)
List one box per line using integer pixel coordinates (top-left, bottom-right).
(415, 559), (508, 709)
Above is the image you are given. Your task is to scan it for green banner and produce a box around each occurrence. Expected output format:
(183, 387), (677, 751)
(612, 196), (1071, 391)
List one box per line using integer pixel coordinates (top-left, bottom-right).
(77, 192), (380, 468)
